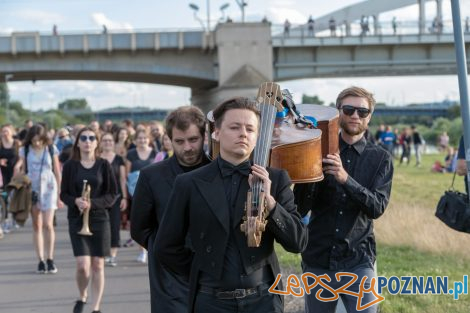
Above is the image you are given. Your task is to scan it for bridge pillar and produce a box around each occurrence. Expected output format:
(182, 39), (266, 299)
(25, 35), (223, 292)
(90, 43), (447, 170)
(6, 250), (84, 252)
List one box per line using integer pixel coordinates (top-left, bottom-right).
(190, 22), (273, 113)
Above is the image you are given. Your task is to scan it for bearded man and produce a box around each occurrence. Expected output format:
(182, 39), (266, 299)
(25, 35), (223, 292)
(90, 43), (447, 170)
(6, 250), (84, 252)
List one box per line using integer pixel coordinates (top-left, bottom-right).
(294, 86), (394, 313)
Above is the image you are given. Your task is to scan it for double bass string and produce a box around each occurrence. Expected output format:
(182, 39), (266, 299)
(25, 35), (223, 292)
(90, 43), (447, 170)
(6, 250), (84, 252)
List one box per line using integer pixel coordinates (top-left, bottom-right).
(253, 87), (277, 215)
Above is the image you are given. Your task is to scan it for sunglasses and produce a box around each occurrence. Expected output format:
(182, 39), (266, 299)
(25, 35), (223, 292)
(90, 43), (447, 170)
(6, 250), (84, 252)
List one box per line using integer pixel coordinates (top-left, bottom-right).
(79, 135), (97, 142)
(340, 105), (371, 118)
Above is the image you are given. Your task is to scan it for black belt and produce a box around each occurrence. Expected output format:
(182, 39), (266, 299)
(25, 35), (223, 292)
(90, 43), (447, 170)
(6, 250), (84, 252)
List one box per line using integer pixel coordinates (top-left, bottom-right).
(198, 283), (271, 300)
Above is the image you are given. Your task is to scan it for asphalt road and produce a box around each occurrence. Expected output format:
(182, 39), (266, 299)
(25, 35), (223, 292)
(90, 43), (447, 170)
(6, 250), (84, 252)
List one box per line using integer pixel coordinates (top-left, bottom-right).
(0, 208), (151, 313)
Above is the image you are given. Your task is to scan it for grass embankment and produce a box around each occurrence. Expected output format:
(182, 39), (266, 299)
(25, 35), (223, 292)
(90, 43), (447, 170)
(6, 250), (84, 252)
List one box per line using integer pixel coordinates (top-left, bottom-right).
(276, 152), (470, 312)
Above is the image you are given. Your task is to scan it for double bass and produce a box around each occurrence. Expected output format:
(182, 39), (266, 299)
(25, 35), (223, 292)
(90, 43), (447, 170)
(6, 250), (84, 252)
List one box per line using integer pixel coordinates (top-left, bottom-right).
(207, 82), (339, 247)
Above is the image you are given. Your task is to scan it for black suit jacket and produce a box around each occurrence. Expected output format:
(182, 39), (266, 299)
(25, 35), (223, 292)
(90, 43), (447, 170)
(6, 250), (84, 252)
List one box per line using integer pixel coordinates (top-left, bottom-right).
(130, 156), (188, 313)
(155, 160), (308, 313)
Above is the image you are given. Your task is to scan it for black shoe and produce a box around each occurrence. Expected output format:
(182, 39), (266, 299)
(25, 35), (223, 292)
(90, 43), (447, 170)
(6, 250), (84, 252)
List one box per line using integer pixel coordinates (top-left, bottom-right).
(73, 300), (86, 313)
(46, 259), (58, 274)
(37, 260), (46, 274)
(91, 311), (102, 313)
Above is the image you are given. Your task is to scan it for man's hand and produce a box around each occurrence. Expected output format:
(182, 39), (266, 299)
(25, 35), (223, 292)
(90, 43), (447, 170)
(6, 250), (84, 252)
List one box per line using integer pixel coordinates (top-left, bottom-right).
(249, 164), (276, 211)
(323, 153), (348, 184)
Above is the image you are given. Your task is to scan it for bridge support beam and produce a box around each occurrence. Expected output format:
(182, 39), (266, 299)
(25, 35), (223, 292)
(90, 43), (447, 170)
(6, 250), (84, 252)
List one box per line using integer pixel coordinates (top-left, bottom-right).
(190, 22), (273, 112)
(419, 0), (426, 34)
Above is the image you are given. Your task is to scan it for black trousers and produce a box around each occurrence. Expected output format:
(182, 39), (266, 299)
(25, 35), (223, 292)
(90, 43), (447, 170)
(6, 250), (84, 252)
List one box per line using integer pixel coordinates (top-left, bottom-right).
(194, 286), (283, 313)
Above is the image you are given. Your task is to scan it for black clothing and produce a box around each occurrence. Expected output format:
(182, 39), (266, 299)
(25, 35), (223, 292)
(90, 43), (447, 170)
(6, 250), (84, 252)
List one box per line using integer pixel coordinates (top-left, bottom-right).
(294, 135), (393, 270)
(0, 143), (18, 186)
(107, 154), (125, 248)
(199, 158), (273, 289)
(61, 159), (118, 257)
(131, 154), (210, 313)
(155, 160), (308, 313)
(126, 148), (156, 172)
(412, 131), (422, 145)
(109, 154), (125, 195)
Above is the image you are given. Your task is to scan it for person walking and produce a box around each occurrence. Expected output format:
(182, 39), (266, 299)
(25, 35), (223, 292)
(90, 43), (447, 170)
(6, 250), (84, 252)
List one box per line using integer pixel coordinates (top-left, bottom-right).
(294, 87), (394, 313)
(131, 106), (210, 313)
(125, 128), (156, 262)
(155, 97), (308, 313)
(99, 132), (128, 267)
(411, 125), (423, 167)
(0, 124), (19, 234)
(60, 127), (118, 313)
(15, 124), (62, 274)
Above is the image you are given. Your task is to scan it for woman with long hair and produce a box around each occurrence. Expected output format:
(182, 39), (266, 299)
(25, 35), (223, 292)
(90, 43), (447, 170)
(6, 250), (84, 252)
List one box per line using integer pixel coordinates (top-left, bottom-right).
(114, 127), (132, 158)
(60, 127), (117, 313)
(99, 132), (128, 267)
(0, 124), (19, 236)
(153, 132), (173, 163)
(14, 124), (62, 273)
(125, 128), (155, 263)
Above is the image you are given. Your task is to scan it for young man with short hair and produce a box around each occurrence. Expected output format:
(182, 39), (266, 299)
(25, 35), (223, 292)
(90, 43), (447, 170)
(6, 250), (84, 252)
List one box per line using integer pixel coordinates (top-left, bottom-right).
(156, 97), (307, 313)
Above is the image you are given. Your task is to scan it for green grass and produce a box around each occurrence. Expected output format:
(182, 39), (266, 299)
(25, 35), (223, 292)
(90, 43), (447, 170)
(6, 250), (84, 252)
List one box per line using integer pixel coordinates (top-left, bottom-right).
(378, 245), (470, 313)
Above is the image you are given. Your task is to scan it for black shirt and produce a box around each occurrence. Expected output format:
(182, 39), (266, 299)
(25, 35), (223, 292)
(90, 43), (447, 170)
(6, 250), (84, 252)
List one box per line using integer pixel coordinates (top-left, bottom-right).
(0, 143), (18, 186)
(126, 148), (156, 172)
(294, 134), (394, 270)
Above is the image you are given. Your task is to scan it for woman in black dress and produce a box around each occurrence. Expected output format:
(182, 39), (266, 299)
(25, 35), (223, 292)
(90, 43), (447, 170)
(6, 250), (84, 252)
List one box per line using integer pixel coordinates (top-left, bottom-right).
(60, 127), (117, 313)
(99, 132), (128, 267)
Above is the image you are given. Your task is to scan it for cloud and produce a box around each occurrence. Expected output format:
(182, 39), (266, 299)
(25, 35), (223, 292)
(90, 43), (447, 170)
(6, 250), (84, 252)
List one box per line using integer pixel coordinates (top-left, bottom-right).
(268, 7), (307, 24)
(15, 9), (65, 27)
(91, 12), (134, 31)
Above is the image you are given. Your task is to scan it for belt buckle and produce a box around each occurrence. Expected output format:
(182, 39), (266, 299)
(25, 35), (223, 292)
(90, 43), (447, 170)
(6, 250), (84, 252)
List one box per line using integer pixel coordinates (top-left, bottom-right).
(234, 289), (247, 299)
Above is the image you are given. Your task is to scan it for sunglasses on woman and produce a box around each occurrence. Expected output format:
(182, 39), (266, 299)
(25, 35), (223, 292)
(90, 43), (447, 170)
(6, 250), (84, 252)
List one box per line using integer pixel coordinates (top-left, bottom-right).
(79, 135), (97, 142)
(340, 105), (371, 118)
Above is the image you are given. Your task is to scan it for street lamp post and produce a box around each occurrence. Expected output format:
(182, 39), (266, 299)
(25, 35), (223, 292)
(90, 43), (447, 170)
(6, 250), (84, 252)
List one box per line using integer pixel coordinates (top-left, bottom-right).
(234, 0), (247, 23)
(189, 3), (207, 32)
(4, 74), (13, 122)
(219, 3), (230, 22)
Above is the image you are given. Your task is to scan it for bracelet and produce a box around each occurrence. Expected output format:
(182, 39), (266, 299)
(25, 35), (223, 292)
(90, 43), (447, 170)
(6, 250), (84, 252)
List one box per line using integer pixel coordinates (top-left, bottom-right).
(122, 197), (128, 200)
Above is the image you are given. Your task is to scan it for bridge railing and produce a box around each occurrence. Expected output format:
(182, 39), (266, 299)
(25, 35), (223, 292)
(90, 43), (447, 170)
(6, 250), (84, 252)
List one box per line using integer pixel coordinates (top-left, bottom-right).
(272, 18), (468, 38)
(0, 29), (213, 55)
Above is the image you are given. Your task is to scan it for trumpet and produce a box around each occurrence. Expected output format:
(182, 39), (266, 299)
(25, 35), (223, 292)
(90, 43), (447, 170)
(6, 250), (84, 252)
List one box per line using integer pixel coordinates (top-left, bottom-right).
(77, 179), (93, 236)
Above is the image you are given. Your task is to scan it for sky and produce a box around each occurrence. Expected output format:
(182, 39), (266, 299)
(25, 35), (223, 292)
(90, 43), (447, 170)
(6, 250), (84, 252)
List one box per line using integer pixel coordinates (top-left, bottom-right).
(0, 0), (468, 111)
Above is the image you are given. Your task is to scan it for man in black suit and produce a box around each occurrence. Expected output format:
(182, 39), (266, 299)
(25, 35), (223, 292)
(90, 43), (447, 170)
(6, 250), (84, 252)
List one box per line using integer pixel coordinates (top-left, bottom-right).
(131, 106), (210, 313)
(155, 97), (308, 313)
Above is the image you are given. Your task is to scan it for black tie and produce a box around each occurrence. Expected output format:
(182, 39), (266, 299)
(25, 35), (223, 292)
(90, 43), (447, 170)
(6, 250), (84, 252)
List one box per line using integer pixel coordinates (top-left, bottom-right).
(221, 161), (251, 177)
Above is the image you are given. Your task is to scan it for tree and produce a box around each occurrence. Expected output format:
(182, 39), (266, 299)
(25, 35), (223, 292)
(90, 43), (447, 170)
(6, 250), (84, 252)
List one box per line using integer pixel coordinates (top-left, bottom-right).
(58, 98), (90, 111)
(302, 94), (324, 105)
(0, 83), (9, 108)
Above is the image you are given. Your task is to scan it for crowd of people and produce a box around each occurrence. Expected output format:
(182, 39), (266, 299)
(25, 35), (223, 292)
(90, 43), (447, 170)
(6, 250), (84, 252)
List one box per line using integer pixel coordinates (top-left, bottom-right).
(373, 124), (424, 167)
(0, 117), (175, 312)
(0, 87), (395, 313)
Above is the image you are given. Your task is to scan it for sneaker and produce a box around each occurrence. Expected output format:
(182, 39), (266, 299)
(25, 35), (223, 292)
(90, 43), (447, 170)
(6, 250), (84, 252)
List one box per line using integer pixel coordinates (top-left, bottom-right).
(123, 238), (134, 247)
(46, 259), (58, 274)
(136, 251), (147, 263)
(105, 256), (117, 267)
(73, 300), (86, 313)
(37, 260), (46, 274)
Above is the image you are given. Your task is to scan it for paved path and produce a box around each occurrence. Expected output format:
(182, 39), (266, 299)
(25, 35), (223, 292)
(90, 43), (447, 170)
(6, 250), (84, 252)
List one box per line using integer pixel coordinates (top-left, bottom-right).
(0, 209), (150, 313)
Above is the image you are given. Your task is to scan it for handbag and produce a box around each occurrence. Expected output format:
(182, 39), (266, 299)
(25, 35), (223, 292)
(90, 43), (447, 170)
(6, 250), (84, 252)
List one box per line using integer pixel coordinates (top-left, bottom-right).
(435, 171), (470, 233)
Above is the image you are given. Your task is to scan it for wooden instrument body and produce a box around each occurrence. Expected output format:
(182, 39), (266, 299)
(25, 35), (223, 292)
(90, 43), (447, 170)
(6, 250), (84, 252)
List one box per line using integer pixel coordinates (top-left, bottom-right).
(207, 104), (339, 184)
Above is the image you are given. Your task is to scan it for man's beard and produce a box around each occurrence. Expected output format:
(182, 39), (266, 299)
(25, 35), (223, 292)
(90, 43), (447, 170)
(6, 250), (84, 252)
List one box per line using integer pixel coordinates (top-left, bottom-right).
(175, 149), (203, 167)
(340, 118), (367, 136)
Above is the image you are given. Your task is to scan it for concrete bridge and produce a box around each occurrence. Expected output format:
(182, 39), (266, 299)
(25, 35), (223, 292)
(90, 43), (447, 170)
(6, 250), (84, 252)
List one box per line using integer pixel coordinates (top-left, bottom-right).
(0, 0), (468, 112)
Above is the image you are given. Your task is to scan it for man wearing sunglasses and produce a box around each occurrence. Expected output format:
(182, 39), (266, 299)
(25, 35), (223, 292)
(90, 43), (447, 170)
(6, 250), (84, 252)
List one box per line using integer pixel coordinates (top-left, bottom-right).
(294, 86), (394, 313)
